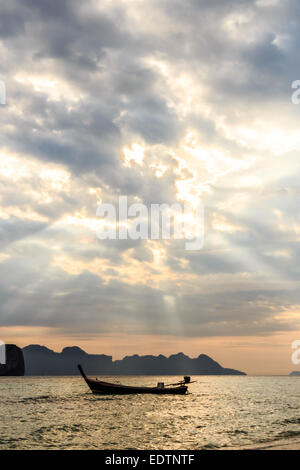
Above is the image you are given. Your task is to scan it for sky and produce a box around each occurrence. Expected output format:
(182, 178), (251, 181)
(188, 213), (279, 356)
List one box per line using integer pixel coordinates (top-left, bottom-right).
(0, 0), (300, 374)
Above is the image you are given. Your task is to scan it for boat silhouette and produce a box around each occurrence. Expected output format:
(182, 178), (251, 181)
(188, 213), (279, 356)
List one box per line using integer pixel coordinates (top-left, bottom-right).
(78, 364), (190, 395)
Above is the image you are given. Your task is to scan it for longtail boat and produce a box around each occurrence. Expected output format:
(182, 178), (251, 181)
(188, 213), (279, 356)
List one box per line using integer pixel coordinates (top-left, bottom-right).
(78, 364), (190, 395)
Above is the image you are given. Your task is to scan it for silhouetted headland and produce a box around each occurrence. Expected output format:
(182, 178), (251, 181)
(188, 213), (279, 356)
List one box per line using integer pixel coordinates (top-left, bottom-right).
(0, 344), (25, 376)
(23, 345), (246, 376)
(290, 371), (300, 376)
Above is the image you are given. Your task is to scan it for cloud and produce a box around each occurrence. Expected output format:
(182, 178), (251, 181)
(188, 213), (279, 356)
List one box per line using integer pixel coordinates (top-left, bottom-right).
(0, 0), (300, 343)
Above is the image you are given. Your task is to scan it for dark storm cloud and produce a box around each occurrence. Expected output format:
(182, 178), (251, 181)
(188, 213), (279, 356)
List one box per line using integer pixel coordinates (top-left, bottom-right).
(0, 7), (25, 38)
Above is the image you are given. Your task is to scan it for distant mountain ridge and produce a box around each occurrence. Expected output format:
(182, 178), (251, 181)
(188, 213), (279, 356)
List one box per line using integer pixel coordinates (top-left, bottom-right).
(290, 371), (300, 376)
(23, 345), (246, 376)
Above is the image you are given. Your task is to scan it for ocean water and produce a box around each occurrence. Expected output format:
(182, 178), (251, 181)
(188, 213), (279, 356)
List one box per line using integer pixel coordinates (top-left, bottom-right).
(0, 375), (299, 449)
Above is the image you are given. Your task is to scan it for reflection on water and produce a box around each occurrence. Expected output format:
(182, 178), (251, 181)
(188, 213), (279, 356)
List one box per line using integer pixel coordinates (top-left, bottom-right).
(0, 375), (299, 449)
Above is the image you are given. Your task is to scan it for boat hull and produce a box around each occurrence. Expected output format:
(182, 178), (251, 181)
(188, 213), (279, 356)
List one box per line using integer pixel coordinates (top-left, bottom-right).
(78, 364), (188, 395)
(87, 380), (187, 395)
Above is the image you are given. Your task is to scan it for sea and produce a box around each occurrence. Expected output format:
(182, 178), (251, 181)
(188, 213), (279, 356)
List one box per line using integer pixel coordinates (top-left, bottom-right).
(0, 375), (299, 450)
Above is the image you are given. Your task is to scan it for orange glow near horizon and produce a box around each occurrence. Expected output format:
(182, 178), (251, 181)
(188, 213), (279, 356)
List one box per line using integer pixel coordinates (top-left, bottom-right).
(1, 326), (299, 376)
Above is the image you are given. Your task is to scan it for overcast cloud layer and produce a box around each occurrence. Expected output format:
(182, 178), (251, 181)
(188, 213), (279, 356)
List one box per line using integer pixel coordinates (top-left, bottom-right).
(0, 0), (300, 343)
